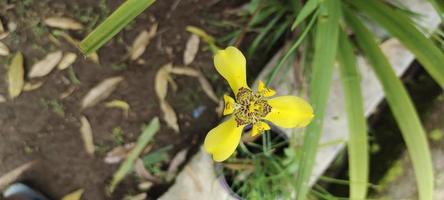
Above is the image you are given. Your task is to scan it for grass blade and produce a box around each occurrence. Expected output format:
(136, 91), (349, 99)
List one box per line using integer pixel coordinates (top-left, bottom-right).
(79, 0), (156, 55)
(347, 0), (444, 89)
(265, 10), (318, 85)
(345, 9), (434, 200)
(294, 0), (341, 199)
(108, 117), (160, 193)
(291, 0), (320, 30)
(337, 29), (368, 199)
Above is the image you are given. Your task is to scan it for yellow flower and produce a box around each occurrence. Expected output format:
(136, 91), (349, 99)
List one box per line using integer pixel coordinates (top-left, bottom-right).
(204, 46), (314, 162)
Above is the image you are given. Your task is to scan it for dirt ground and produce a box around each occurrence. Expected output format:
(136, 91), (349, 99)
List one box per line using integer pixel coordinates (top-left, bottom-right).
(0, 0), (247, 199)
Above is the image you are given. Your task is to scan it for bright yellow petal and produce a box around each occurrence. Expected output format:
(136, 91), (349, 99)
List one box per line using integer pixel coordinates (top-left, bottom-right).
(257, 80), (276, 97)
(214, 46), (248, 94)
(223, 95), (235, 116)
(251, 121), (271, 137)
(204, 117), (245, 162)
(264, 96), (314, 128)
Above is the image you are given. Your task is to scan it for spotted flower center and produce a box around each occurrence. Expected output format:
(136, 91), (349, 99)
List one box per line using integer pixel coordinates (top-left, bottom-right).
(233, 87), (272, 126)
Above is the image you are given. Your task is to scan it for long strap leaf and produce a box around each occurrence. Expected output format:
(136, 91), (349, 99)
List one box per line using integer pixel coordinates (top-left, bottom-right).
(294, 0), (341, 198)
(347, 0), (444, 89)
(337, 29), (368, 199)
(79, 0), (156, 55)
(345, 9), (434, 200)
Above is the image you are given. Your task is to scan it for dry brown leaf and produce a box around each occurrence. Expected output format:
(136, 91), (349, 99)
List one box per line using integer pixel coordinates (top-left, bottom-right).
(0, 18), (4, 33)
(23, 81), (44, 91)
(0, 94), (6, 103)
(138, 181), (153, 191)
(166, 149), (188, 181)
(170, 67), (218, 103)
(155, 63), (172, 100)
(197, 75), (218, 103)
(7, 52), (24, 99)
(28, 51), (63, 78)
(53, 31), (100, 64)
(81, 76), (124, 109)
(160, 100), (179, 132)
(104, 143), (135, 164)
(59, 86), (76, 99)
(170, 66), (200, 77)
(0, 41), (9, 56)
(61, 189), (84, 200)
(105, 100), (130, 118)
(0, 32), (9, 40)
(124, 193), (147, 200)
(58, 52), (77, 70)
(130, 23), (158, 60)
(183, 34), (200, 65)
(44, 17), (83, 30)
(80, 116), (95, 155)
(0, 161), (36, 191)
(88, 52), (100, 64)
(134, 158), (161, 182)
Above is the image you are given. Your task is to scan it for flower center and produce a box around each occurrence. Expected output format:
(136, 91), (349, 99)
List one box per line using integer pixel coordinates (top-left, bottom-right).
(233, 87), (272, 126)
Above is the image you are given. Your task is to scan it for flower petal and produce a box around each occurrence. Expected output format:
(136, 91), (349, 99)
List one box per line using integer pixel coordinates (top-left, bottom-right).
(214, 46), (248, 94)
(264, 96), (314, 128)
(204, 117), (245, 162)
(252, 121), (271, 137)
(223, 95), (235, 116)
(257, 80), (276, 97)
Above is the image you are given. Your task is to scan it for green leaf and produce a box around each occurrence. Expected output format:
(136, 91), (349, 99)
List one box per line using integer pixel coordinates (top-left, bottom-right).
(248, 11), (285, 57)
(108, 117), (160, 193)
(265, 10), (318, 85)
(294, 0), (341, 199)
(337, 29), (368, 199)
(79, 0), (156, 55)
(291, 0), (320, 30)
(345, 9), (434, 200)
(347, 0), (444, 90)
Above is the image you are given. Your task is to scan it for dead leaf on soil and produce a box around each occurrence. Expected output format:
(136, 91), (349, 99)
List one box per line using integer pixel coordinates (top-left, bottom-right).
(155, 63), (172, 100)
(197, 75), (218, 103)
(134, 158), (161, 182)
(7, 52), (24, 99)
(123, 193), (147, 200)
(0, 18), (4, 33)
(105, 100), (130, 118)
(166, 149), (188, 181)
(87, 52), (100, 64)
(0, 161), (36, 191)
(58, 52), (77, 70)
(61, 189), (84, 200)
(80, 116), (95, 155)
(44, 17), (84, 30)
(170, 66), (218, 103)
(160, 100), (179, 133)
(130, 23), (158, 60)
(81, 76), (124, 109)
(0, 94), (6, 103)
(0, 41), (10, 56)
(170, 66), (200, 77)
(0, 32), (9, 40)
(23, 81), (44, 91)
(104, 143), (135, 164)
(138, 181), (153, 191)
(59, 86), (77, 99)
(183, 34), (200, 65)
(28, 51), (63, 78)
(52, 30), (100, 64)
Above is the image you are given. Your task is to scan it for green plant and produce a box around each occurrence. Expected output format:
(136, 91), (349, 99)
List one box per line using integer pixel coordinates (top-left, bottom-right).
(229, 0), (443, 199)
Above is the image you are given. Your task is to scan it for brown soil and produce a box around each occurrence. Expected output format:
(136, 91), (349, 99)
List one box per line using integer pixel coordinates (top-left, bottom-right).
(0, 0), (243, 199)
